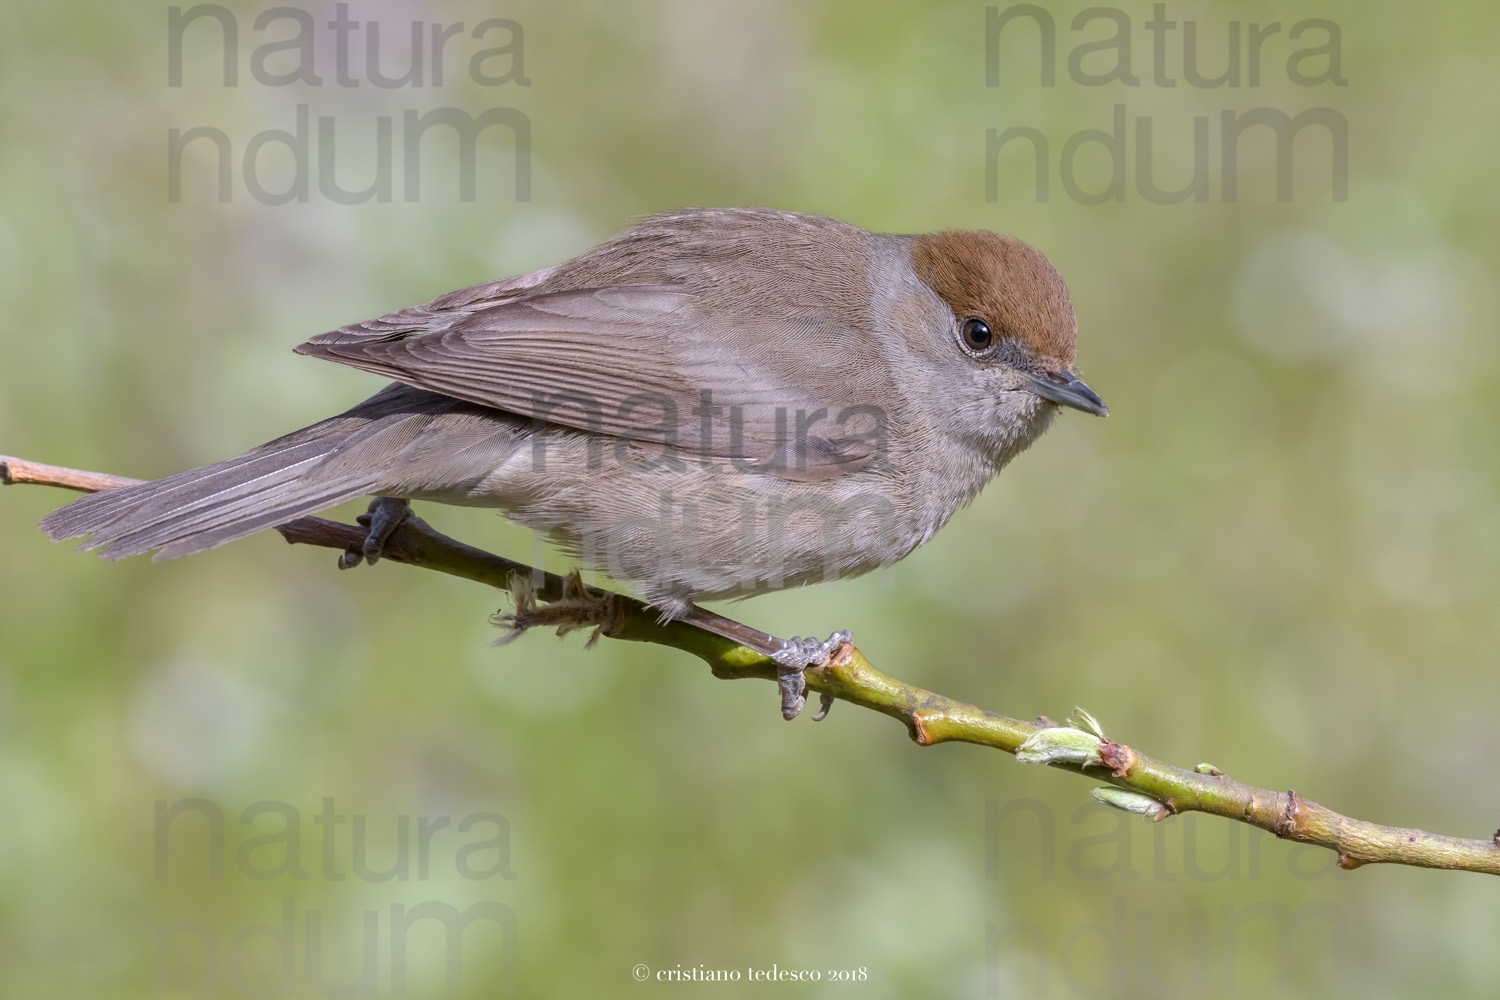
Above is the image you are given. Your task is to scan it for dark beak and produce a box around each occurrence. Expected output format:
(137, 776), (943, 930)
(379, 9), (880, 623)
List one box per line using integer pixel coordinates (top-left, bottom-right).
(1022, 370), (1109, 417)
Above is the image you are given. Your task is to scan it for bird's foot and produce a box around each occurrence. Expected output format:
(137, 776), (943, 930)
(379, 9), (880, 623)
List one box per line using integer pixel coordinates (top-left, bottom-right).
(338, 497), (412, 569)
(770, 630), (852, 721)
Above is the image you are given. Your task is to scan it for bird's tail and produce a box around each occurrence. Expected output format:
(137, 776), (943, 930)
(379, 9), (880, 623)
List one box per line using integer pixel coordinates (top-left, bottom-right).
(40, 425), (383, 562)
(40, 385), (515, 562)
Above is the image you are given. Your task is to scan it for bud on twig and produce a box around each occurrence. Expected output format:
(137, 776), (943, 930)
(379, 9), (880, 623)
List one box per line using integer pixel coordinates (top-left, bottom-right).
(1016, 726), (1103, 768)
(1092, 786), (1169, 821)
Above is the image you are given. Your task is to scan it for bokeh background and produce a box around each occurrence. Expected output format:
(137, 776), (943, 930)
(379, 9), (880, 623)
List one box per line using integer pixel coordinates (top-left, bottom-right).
(3, 1), (1498, 996)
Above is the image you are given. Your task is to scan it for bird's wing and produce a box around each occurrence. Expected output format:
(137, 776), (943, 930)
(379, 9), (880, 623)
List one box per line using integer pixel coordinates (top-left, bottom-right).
(295, 283), (890, 481)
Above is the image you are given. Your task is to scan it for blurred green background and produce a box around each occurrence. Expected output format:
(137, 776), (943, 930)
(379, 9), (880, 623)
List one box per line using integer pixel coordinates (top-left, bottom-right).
(2, 1), (1498, 996)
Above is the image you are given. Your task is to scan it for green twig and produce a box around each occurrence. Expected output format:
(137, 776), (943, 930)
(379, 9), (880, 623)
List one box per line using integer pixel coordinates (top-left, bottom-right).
(6, 452), (1499, 876)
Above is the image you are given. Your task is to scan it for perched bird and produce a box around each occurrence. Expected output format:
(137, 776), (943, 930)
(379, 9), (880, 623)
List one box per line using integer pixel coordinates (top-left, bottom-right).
(41, 208), (1105, 717)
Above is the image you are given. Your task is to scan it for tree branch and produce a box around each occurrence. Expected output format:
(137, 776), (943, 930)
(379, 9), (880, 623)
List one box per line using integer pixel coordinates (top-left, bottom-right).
(6, 452), (1500, 876)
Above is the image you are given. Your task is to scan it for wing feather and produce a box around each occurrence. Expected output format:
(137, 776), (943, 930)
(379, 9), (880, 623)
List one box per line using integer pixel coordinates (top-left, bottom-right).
(296, 284), (884, 478)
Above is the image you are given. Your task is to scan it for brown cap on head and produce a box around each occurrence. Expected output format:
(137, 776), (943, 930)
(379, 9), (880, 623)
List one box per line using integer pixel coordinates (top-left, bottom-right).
(911, 231), (1078, 368)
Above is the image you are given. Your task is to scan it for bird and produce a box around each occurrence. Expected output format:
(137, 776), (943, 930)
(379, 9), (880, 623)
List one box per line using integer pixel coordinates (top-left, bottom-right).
(41, 207), (1106, 717)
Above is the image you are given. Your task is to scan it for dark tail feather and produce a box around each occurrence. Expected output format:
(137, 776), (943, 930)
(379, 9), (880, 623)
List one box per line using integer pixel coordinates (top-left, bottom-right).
(40, 427), (380, 562)
(41, 383), (522, 562)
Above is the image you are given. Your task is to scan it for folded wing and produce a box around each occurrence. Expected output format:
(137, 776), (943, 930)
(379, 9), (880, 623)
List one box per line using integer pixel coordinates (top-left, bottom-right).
(296, 284), (888, 480)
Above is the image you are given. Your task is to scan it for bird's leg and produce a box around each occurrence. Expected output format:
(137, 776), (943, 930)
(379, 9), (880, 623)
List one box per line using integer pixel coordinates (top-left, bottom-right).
(338, 497), (412, 569)
(677, 605), (850, 722)
(770, 631), (852, 721)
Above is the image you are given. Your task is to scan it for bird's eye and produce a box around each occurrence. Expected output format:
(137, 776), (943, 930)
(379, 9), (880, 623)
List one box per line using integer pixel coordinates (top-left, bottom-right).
(960, 317), (994, 353)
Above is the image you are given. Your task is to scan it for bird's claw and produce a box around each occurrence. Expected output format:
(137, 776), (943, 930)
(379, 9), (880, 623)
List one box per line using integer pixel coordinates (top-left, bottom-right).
(771, 630), (852, 721)
(337, 497), (412, 570)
